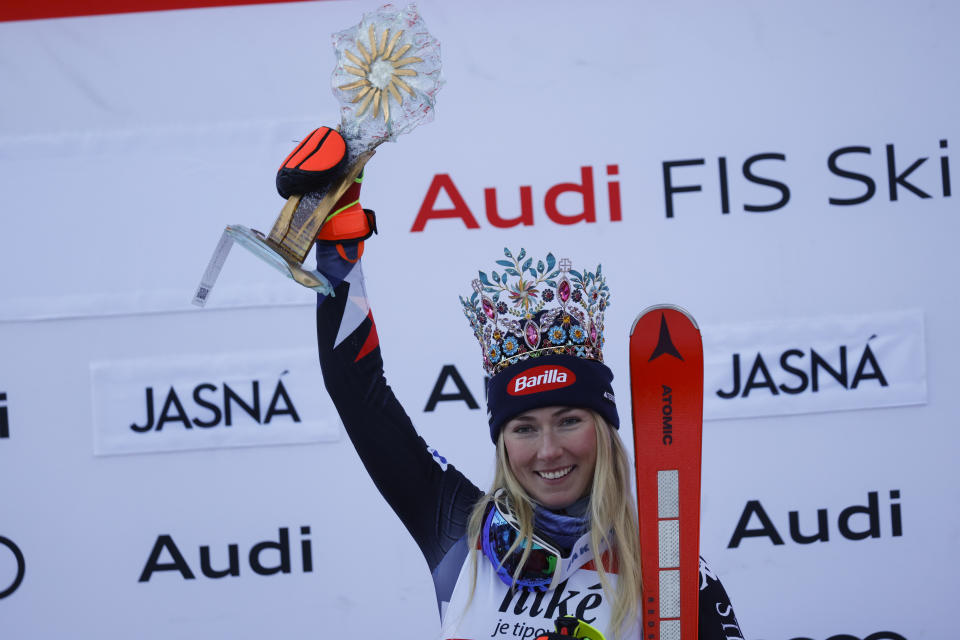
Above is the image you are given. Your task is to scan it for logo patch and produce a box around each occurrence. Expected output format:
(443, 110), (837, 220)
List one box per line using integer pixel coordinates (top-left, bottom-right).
(508, 365), (575, 396)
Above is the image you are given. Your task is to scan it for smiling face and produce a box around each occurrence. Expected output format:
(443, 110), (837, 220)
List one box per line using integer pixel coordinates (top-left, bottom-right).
(501, 406), (598, 510)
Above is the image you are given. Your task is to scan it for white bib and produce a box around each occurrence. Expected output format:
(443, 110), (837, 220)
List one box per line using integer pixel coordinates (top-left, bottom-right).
(439, 533), (638, 640)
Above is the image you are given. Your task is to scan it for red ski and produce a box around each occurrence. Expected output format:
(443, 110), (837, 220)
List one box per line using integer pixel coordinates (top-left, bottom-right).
(629, 305), (703, 640)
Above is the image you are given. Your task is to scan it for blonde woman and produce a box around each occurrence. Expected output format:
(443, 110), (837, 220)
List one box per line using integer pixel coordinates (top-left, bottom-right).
(300, 157), (743, 638)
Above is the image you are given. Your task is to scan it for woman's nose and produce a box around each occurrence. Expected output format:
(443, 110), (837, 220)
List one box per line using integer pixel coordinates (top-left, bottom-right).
(536, 430), (562, 460)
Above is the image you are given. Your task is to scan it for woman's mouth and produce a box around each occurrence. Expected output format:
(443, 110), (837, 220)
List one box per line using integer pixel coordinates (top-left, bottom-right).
(536, 465), (574, 480)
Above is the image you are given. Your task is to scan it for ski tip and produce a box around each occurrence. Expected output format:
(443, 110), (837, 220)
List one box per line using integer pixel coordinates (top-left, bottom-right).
(629, 303), (700, 334)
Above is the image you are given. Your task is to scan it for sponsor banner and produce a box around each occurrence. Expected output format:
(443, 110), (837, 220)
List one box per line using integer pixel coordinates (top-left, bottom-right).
(0, 2), (955, 638)
(704, 309), (926, 420)
(91, 349), (340, 455)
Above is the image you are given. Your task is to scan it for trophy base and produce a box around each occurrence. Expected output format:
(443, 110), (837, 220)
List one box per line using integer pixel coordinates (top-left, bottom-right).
(226, 225), (334, 295)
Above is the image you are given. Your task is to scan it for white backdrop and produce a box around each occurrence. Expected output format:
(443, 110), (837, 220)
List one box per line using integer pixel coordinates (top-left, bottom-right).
(0, 1), (956, 639)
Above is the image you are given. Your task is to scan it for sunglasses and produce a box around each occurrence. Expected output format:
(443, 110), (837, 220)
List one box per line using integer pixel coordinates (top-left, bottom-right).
(481, 491), (563, 591)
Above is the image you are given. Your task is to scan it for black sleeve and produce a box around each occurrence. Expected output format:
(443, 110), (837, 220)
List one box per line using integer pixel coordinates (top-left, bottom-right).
(698, 556), (746, 640)
(314, 245), (483, 572)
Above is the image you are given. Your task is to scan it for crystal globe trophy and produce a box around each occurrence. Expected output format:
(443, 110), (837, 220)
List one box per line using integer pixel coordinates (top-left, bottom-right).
(194, 4), (441, 306)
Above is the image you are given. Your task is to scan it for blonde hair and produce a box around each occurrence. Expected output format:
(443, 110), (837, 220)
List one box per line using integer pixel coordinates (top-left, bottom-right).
(464, 412), (642, 639)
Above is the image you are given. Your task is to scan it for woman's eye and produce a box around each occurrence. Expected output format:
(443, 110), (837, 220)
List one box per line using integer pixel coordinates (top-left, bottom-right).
(559, 416), (582, 427)
(511, 424), (534, 434)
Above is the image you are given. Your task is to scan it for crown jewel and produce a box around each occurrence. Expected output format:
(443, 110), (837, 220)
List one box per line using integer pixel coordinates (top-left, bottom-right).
(460, 248), (611, 375)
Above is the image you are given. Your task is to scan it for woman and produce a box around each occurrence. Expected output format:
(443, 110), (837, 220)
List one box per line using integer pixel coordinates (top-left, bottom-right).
(298, 156), (743, 639)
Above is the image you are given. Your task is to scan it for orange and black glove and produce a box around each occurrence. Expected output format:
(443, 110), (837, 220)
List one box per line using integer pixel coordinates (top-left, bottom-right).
(276, 126), (377, 246)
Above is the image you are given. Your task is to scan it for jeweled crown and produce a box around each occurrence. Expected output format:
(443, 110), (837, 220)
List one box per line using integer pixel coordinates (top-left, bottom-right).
(460, 248), (611, 376)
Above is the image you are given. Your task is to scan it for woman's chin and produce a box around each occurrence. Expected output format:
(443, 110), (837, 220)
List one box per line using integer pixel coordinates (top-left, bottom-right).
(528, 476), (588, 509)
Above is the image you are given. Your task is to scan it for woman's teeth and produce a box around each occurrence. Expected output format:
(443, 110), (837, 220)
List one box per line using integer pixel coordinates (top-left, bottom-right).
(538, 466), (573, 480)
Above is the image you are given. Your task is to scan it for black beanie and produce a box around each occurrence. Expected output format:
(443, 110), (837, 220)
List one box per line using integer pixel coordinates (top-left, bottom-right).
(486, 353), (619, 443)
